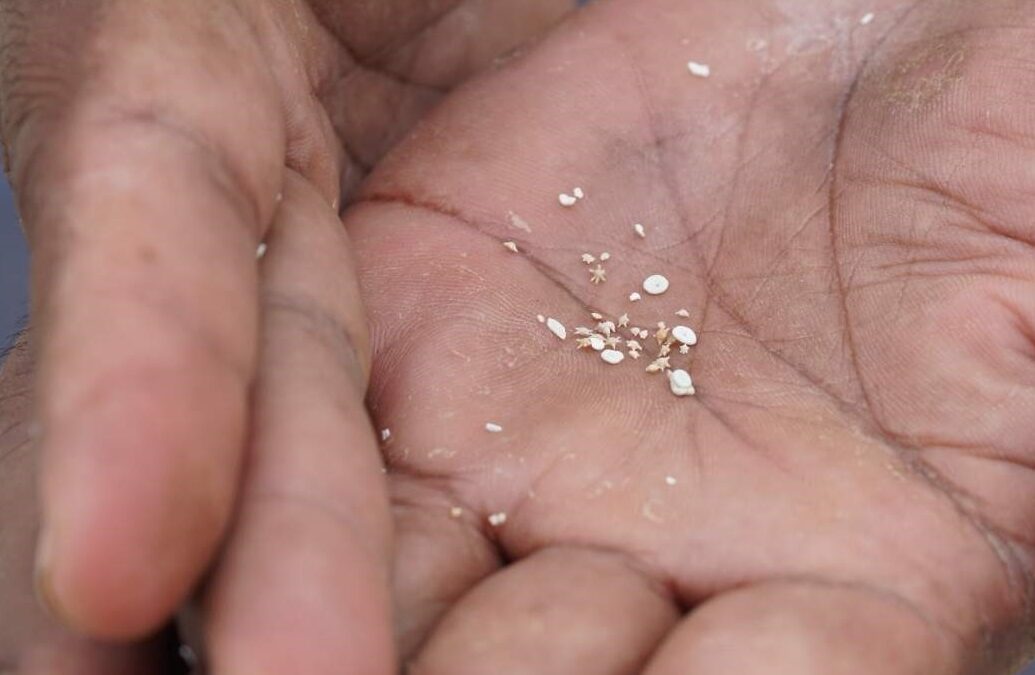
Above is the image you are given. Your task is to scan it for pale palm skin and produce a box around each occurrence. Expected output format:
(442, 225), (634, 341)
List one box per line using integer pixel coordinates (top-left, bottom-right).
(343, 0), (1035, 671)
(3, 0), (1035, 672)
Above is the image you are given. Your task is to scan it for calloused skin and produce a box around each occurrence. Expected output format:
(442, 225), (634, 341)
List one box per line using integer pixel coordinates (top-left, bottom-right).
(4, 0), (1035, 673)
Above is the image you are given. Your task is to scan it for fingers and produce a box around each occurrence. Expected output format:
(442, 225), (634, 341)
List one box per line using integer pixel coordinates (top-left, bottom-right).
(1, 0), (290, 637)
(200, 172), (393, 674)
(642, 581), (963, 675)
(408, 546), (679, 675)
(0, 338), (181, 675)
(388, 480), (502, 658)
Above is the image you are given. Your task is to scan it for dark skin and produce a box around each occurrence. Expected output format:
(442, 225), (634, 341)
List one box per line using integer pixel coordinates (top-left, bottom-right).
(5, 0), (1035, 672)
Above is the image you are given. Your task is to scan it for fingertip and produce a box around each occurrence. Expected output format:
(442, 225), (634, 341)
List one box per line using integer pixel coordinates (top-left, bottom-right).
(35, 369), (247, 640)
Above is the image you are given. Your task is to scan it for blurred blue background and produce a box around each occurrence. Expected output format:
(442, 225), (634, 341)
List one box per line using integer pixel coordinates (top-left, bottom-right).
(1, 179), (1035, 673)
(0, 178), (28, 350)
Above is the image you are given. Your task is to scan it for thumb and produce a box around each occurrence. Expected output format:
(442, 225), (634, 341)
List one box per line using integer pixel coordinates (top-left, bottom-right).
(2, 0), (291, 639)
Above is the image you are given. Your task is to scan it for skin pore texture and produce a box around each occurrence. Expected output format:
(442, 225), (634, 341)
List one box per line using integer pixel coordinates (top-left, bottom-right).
(4, 0), (1035, 673)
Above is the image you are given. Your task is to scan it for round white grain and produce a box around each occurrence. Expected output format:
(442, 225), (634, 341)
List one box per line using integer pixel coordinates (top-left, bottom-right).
(643, 274), (670, 295)
(601, 349), (625, 365)
(485, 422), (504, 433)
(668, 369), (695, 397)
(546, 318), (567, 340)
(672, 325), (698, 346)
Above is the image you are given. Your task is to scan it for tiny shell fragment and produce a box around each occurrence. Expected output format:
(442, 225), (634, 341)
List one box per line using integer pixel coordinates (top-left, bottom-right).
(675, 309), (691, 318)
(503, 241), (519, 253)
(450, 506), (463, 518)
(380, 428), (391, 442)
(589, 335), (606, 351)
(643, 275), (670, 295)
(559, 193), (578, 207)
(485, 422), (504, 433)
(630, 292), (642, 302)
(601, 349), (625, 365)
(488, 512), (508, 527)
(634, 223), (646, 238)
(546, 318), (567, 340)
(860, 12), (875, 24)
(573, 187), (585, 199)
(668, 369), (695, 396)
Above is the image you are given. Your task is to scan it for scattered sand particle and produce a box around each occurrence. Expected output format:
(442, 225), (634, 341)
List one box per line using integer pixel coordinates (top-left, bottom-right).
(672, 325), (698, 346)
(590, 265), (607, 284)
(630, 292), (642, 302)
(643, 274), (670, 295)
(675, 308), (691, 318)
(860, 12), (875, 25)
(256, 242), (268, 259)
(589, 335), (606, 351)
(668, 369), (695, 397)
(601, 349), (625, 365)
(665, 475), (678, 486)
(600, 252), (611, 261)
(634, 223), (646, 238)
(687, 61), (711, 78)
(537, 314), (546, 323)
(503, 241), (519, 253)
(485, 422), (504, 433)
(427, 447), (457, 459)
(546, 318), (567, 340)
(679, 344), (690, 355)
(488, 512), (508, 527)
(573, 187), (585, 199)
(380, 428), (391, 442)
(508, 211), (532, 233)
(450, 506), (463, 518)
(642, 499), (664, 523)
(618, 313), (630, 328)
(581, 253), (597, 264)
(591, 312), (604, 321)
(559, 193), (578, 207)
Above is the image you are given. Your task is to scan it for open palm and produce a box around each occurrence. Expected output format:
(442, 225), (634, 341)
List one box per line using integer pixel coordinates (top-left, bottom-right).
(346, 0), (1035, 672)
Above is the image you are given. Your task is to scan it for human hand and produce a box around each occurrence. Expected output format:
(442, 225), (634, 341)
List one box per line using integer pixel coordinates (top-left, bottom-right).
(0, 0), (574, 642)
(346, 0), (1035, 671)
